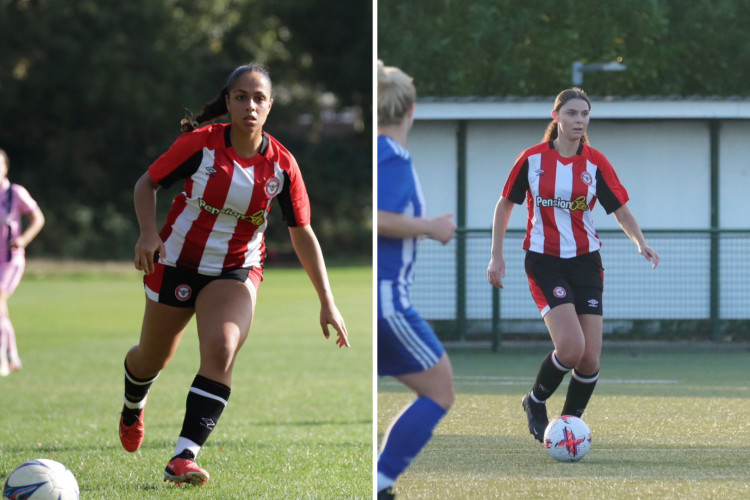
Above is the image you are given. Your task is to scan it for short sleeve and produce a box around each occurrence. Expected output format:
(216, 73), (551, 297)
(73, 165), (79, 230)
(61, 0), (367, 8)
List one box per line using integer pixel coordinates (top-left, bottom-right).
(501, 153), (530, 205)
(378, 152), (415, 215)
(594, 153), (629, 214)
(148, 131), (207, 188)
(276, 155), (311, 227)
(13, 184), (38, 214)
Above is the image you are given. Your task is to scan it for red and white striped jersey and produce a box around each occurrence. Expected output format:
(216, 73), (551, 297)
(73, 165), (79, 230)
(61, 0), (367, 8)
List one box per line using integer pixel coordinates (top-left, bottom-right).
(148, 123), (311, 275)
(502, 141), (629, 258)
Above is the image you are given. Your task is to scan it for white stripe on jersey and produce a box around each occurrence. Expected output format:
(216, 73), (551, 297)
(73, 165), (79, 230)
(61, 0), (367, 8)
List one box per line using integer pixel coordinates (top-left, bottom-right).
(527, 154), (545, 254)
(379, 280), (395, 316)
(583, 160), (601, 253)
(383, 136), (410, 160)
(554, 162), (575, 256)
(399, 200), (416, 291)
(162, 149), (215, 269)
(196, 157), (253, 272)
(241, 161), (284, 269)
(386, 312), (439, 370)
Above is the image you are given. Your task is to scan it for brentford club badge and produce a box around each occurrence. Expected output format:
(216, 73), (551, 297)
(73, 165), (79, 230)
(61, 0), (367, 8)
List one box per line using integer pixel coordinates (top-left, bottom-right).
(580, 171), (593, 186)
(264, 177), (281, 198)
(553, 286), (567, 299)
(175, 284), (192, 302)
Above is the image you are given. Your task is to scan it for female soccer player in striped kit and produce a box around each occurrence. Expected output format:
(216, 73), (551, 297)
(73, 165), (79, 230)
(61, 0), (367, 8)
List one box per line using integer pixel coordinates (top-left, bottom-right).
(377, 61), (456, 500)
(487, 88), (659, 443)
(117, 63), (349, 486)
(0, 149), (45, 377)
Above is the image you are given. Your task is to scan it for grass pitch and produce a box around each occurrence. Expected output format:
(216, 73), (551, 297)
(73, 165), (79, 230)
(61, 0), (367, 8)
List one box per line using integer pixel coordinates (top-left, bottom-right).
(0, 262), (372, 499)
(378, 346), (750, 499)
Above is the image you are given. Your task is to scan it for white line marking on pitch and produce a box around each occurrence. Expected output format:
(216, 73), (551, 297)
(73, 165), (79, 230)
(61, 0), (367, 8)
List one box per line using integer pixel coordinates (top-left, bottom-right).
(380, 376), (679, 387)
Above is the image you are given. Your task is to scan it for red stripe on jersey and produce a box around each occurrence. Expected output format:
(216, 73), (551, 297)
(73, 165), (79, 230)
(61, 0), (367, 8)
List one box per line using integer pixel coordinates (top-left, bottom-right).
(539, 153), (560, 256)
(224, 218), (254, 270)
(160, 193), (186, 244)
(571, 161), (592, 256)
(523, 193), (534, 251)
(177, 156), (235, 271)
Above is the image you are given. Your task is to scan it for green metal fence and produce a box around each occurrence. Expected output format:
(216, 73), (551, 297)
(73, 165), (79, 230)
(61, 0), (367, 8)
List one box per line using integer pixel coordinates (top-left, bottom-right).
(410, 229), (750, 349)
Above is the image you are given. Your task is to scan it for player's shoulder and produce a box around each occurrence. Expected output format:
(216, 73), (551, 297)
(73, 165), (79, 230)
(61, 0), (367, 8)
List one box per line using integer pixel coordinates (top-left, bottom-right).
(173, 123), (226, 151)
(262, 132), (298, 169)
(378, 135), (411, 167)
(581, 143), (613, 168)
(8, 182), (31, 197)
(520, 141), (551, 159)
(512, 141), (550, 166)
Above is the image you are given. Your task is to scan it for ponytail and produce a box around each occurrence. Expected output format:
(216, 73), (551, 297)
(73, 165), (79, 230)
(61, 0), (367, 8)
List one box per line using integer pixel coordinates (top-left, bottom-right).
(180, 87), (229, 133)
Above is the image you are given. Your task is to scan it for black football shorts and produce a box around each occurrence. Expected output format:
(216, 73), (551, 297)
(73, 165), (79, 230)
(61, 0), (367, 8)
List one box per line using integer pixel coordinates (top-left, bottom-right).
(524, 250), (604, 317)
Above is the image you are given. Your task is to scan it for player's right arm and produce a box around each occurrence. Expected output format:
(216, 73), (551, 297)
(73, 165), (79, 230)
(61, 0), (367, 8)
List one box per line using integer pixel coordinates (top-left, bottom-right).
(377, 210), (455, 245)
(487, 153), (529, 289)
(487, 197), (515, 289)
(133, 172), (166, 275)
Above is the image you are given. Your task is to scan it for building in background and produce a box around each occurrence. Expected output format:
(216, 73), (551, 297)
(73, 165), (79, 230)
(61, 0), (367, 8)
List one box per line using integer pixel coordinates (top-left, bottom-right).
(406, 96), (750, 344)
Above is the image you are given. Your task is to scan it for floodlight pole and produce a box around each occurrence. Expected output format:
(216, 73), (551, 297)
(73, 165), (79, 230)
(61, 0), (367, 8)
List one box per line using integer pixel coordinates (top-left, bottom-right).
(572, 61), (627, 87)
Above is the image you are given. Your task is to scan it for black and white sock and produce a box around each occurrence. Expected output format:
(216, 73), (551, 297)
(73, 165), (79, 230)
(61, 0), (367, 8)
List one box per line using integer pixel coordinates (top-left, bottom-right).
(561, 369), (599, 417)
(531, 350), (572, 402)
(174, 374), (231, 459)
(122, 361), (159, 425)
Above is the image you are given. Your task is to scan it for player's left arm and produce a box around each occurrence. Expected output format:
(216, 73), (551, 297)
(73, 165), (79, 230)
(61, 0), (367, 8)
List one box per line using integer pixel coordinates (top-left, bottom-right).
(11, 206), (45, 249)
(613, 204), (660, 269)
(288, 224), (350, 348)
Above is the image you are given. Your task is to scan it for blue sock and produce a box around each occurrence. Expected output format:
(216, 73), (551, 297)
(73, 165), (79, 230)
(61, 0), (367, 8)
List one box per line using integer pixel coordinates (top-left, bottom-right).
(377, 397), (447, 484)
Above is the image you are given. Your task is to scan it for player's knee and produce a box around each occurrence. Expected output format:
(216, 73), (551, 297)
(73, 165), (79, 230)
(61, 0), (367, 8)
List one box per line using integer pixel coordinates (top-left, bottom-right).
(555, 345), (584, 368)
(576, 356), (600, 375)
(432, 388), (454, 411)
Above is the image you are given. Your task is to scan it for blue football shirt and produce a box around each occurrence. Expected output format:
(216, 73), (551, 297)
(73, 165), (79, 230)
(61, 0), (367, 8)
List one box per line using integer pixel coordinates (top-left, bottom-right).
(377, 135), (426, 315)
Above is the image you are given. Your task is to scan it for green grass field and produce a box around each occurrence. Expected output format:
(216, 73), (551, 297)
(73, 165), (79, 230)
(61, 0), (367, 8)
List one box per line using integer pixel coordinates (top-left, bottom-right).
(378, 346), (750, 499)
(0, 262), (373, 499)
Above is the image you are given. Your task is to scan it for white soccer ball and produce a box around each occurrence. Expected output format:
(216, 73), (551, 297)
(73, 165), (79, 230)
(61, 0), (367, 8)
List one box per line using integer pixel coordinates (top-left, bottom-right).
(3, 458), (79, 500)
(544, 415), (592, 462)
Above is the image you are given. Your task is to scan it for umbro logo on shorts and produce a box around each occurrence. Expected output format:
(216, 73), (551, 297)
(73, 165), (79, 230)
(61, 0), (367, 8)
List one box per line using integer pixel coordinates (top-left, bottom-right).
(588, 299), (599, 307)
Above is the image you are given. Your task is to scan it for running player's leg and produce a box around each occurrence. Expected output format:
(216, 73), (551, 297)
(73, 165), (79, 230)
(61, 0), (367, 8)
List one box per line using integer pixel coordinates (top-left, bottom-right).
(164, 277), (256, 486)
(0, 293), (8, 376)
(0, 260), (25, 371)
(561, 252), (604, 417)
(523, 252), (586, 441)
(377, 309), (454, 496)
(120, 299), (194, 452)
(561, 314), (602, 417)
(521, 304), (585, 441)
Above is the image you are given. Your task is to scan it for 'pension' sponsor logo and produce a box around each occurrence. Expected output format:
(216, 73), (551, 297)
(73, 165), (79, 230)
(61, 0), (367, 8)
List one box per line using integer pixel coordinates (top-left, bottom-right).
(198, 198), (265, 225)
(535, 195), (589, 211)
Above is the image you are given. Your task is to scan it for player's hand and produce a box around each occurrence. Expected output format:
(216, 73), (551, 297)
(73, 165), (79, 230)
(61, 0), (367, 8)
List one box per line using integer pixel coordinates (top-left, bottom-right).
(487, 256), (506, 289)
(320, 302), (350, 348)
(428, 213), (456, 245)
(134, 231), (166, 275)
(9, 236), (27, 249)
(640, 245), (660, 269)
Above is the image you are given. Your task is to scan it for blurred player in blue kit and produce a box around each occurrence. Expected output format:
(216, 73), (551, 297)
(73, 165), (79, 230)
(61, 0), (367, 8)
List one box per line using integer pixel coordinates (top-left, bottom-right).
(376, 61), (456, 500)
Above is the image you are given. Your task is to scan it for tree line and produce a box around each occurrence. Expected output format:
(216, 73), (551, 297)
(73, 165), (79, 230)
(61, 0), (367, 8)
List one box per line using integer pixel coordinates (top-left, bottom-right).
(378, 0), (750, 97)
(0, 0), (372, 261)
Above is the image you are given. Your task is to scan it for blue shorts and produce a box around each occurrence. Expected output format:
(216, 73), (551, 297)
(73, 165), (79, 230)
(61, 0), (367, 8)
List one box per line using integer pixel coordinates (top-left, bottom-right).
(378, 285), (445, 377)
